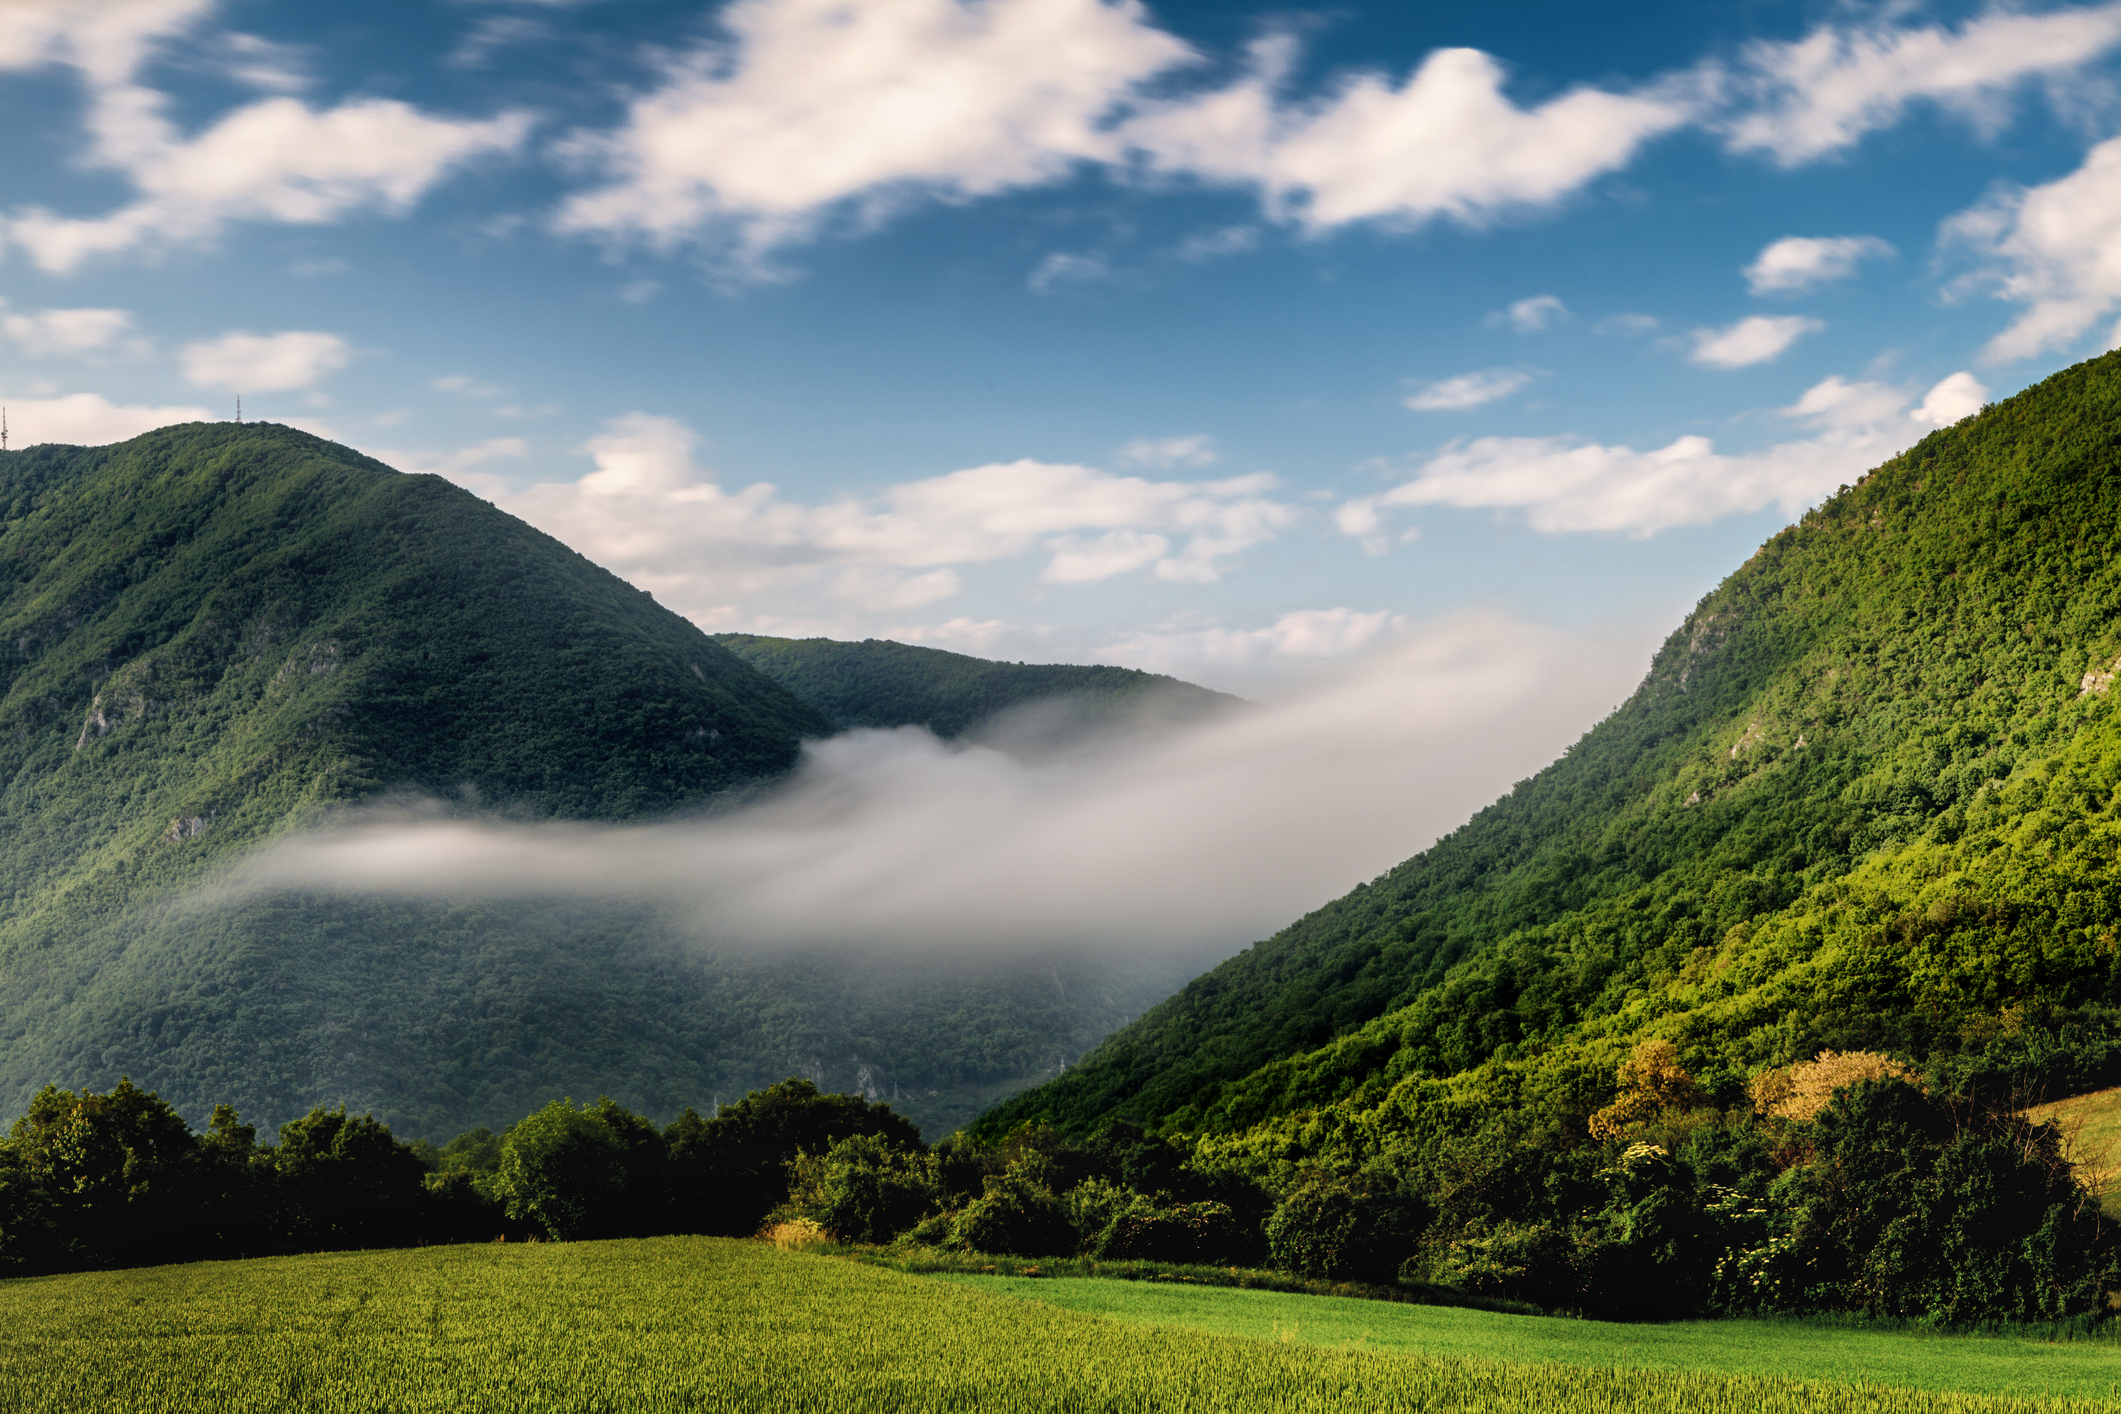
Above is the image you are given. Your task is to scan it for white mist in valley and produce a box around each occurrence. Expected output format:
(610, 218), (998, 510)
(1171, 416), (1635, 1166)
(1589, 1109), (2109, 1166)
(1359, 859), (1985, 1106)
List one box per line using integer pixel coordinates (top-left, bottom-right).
(224, 610), (1658, 960)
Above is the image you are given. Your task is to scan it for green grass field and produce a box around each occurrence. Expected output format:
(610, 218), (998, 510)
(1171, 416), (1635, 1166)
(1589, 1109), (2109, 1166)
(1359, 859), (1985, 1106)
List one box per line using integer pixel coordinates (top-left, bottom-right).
(1, 1238), (2117, 1413)
(949, 1274), (2121, 1401)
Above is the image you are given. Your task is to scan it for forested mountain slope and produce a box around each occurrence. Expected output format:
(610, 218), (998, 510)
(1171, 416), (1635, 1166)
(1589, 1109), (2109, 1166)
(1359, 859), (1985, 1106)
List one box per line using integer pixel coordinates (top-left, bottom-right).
(0, 424), (1187, 1140)
(981, 349), (2121, 1144)
(0, 422), (829, 952)
(711, 633), (1244, 739)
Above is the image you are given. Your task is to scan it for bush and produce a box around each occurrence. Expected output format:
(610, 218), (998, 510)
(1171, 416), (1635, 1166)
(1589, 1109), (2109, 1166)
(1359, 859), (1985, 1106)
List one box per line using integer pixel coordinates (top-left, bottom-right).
(1089, 1198), (1245, 1265)
(951, 1157), (1076, 1257)
(793, 1134), (938, 1244)
(1265, 1176), (1429, 1284)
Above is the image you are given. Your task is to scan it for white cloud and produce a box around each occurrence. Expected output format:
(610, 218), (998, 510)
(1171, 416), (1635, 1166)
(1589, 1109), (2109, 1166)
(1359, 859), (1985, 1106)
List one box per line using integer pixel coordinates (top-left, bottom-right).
(1102, 606), (1403, 673)
(1028, 251), (1116, 292)
(0, 1), (212, 86)
(375, 436), (531, 480)
(1688, 314), (1822, 368)
(0, 5), (529, 271)
(1723, 5), (2121, 165)
(1946, 135), (2121, 362)
(1744, 234), (1894, 294)
(1127, 40), (1691, 231)
(1338, 373), (1941, 541)
(2, 307), (135, 356)
(1406, 367), (1534, 411)
(181, 330), (351, 391)
(554, 0), (1191, 257)
(554, 0), (1689, 261)
(884, 616), (1011, 651)
(225, 610), (1654, 958)
(458, 412), (1296, 623)
(1115, 434), (1216, 469)
(1486, 294), (1568, 331)
(1910, 370), (1989, 426)
(0, 392), (211, 447)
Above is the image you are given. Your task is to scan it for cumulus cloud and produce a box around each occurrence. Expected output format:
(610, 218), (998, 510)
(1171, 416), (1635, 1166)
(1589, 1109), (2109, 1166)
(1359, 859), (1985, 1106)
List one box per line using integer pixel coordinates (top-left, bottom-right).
(1337, 371), (1974, 541)
(449, 412), (1296, 623)
(1744, 234), (1894, 294)
(1688, 314), (1822, 368)
(1722, 4), (2121, 165)
(554, 0), (1688, 260)
(180, 330), (350, 391)
(1946, 136), (2121, 362)
(2, 306), (136, 356)
(1116, 434), (1216, 469)
(1125, 41), (1692, 232)
(1910, 370), (1989, 425)
(1486, 294), (1569, 331)
(1406, 367), (1534, 411)
(0, 2), (528, 271)
(219, 611), (1652, 957)
(0, 392), (211, 447)
(554, 0), (1191, 257)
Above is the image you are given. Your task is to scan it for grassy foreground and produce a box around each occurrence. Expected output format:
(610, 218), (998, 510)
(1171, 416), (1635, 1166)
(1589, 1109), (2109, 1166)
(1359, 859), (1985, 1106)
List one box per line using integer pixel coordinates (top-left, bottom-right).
(0, 1238), (2117, 1413)
(952, 1275), (2121, 1401)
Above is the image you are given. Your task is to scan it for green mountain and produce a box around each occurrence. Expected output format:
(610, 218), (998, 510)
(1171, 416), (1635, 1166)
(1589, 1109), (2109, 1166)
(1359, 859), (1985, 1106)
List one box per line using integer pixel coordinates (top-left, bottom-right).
(0, 423), (1191, 1139)
(980, 350), (2121, 1151)
(710, 633), (1245, 740)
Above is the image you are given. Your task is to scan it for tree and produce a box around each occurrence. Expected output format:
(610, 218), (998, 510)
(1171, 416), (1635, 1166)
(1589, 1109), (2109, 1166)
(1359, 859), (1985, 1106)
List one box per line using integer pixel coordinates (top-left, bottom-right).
(273, 1106), (428, 1251)
(8, 1079), (207, 1269)
(495, 1098), (668, 1240)
(672, 1080), (921, 1237)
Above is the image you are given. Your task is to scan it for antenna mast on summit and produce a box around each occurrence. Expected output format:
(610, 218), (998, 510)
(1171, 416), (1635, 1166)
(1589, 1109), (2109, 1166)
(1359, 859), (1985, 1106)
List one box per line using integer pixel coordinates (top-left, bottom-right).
(235, 396), (242, 425)
(2, 407), (8, 452)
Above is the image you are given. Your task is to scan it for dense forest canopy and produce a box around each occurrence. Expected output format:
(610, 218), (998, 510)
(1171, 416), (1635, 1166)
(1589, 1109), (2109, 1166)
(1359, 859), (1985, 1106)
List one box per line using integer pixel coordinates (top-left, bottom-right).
(982, 350), (2121, 1147)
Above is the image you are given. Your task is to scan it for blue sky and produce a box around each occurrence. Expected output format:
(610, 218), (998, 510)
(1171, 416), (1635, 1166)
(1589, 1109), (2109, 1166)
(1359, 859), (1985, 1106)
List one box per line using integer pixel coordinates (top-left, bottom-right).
(5, 0), (2121, 694)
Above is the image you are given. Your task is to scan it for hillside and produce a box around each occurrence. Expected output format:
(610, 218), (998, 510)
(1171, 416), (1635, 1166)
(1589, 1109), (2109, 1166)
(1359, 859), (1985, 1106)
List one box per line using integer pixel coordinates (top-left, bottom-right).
(0, 423), (1188, 1139)
(980, 349), (2121, 1148)
(711, 633), (1245, 739)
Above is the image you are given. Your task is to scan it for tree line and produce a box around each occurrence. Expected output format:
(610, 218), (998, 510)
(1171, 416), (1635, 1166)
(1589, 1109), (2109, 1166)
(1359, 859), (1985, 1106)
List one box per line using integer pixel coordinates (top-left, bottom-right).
(1, 1050), (2115, 1325)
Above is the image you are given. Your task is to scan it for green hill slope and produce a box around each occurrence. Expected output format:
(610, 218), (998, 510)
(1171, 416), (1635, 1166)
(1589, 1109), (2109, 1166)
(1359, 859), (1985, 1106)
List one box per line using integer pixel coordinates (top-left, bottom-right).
(0, 421), (829, 950)
(979, 350), (2121, 1146)
(0, 423), (1187, 1139)
(710, 633), (1244, 739)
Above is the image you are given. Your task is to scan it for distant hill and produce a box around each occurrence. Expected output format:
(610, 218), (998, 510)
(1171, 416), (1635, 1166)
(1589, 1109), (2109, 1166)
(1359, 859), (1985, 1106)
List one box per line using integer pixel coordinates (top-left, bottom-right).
(710, 634), (1245, 740)
(979, 349), (2121, 1150)
(0, 423), (1191, 1140)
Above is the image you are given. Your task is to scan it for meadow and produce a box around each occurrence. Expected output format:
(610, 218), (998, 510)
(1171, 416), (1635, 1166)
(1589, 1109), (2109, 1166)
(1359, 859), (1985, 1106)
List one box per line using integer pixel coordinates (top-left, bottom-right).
(2, 1237), (2119, 1414)
(953, 1274), (2121, 1401)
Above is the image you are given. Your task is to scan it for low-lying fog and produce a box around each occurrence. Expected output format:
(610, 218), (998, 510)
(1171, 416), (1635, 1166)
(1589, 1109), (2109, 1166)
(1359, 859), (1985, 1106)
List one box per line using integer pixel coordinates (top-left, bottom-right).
(224, 611), (1657, 960)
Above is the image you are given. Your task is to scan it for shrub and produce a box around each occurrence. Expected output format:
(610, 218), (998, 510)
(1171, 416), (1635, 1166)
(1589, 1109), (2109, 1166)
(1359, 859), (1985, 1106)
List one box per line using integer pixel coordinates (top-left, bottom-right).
(1089, 1198), (1245, 1265)
(951, 1157), (1076, 1257)
(1264, 1176), (1428, 1284)
(794, 1134), (938, 1244)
